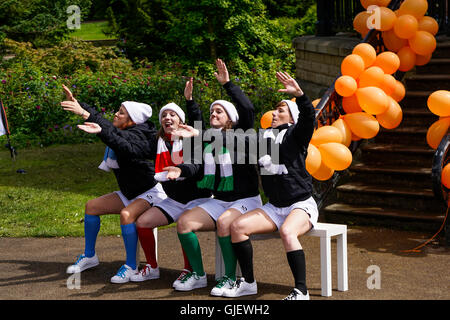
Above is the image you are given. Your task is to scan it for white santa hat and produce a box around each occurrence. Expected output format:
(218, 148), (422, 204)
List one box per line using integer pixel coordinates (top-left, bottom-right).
(210, 100), (239, 125)
(159, 102), (186, 124)
(121, 101), (152, 125)
(281, 99), (299, 124)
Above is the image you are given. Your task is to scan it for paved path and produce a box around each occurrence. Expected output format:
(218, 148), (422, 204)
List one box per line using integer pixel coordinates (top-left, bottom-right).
(1, 225), (449, 300)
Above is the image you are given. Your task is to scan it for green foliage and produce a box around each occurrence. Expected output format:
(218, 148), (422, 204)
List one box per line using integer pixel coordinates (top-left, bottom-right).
(1, 38), (297, 148)
(105, 0), (290, 69)
(0, 0), (92, 48)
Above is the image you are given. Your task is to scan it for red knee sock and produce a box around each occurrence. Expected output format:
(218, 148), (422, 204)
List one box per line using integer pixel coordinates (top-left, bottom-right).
(137, 227), (158, 268)
(182, 246), (192, 272)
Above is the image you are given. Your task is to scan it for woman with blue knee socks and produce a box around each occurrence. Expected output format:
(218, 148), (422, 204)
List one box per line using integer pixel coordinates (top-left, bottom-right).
(61, 85), (167, 283)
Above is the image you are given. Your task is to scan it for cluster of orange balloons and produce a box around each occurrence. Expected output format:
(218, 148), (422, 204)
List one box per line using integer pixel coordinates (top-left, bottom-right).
(305, 119), (354, 181)
(337, 42), (404, 135)
(426, 90), (450, 149)
(425, 90), (450, 188)
(354, 0), (438, 72)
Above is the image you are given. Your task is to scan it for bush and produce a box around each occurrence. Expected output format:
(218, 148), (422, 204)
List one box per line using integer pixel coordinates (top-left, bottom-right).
(1, 38), (299, 148)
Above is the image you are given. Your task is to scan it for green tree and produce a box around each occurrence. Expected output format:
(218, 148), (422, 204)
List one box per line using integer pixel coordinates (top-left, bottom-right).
(0, 0), (92, 48)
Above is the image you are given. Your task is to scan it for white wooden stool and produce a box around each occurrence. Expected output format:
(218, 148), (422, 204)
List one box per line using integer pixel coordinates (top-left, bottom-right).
(214, 223), (348, 297)
(305, 222), (348, 297)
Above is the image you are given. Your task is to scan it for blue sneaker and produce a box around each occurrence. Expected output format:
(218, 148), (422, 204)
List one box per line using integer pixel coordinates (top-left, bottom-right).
(110, 264), (138, 284)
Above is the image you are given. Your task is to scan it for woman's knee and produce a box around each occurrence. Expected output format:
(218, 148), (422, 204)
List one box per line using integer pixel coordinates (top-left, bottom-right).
(176, 214), (192, 233)
(120, 208), (134, 225)
(230, 218), (247, 238)
(217, 211), (239, 236)
(279, 224), (298, 243)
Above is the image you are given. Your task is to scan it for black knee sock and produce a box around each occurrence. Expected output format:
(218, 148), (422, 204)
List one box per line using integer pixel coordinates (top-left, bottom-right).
(286, 249), (307, 294)
(232, 239), (254, 283)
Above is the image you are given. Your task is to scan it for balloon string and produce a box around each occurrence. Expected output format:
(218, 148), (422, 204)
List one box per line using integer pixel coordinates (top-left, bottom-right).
(401, 201), (449, 253)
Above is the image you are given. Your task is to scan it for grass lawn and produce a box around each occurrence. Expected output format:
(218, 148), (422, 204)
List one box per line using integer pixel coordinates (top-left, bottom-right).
(69, 21), (116, 41)
(0, 142), (167, 237)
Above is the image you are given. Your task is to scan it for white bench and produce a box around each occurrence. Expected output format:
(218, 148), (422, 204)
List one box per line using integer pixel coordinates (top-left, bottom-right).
(214, 222), (348, 297)
(147, 222), (347, 297)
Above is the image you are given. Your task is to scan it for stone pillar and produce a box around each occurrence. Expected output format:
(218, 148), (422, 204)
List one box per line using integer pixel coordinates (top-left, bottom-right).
(292, 35), (360, 100)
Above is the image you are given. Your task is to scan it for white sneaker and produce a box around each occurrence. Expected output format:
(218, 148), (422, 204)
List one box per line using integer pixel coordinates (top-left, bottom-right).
(130, 264), (160, 282)
(283, 288), (310, 300)
(210, 275), (235, 297)
(174, 271), (207, 291)
(222, 277), (257, 297)
(66, 254), (99, 274)
(172, 269), (191, 288)
(110, 264), (138, 284)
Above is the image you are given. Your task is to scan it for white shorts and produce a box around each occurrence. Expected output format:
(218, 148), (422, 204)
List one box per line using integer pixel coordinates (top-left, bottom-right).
(198, 195), (263, 221)
(115, 183), (167, 207)
(155, 197), (212, 222)
(261, 197), (319, 230)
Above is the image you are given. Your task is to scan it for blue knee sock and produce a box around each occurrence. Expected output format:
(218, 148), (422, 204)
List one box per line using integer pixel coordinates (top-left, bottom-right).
(121, 223), (138, 270)
(84, 214), (100, 258)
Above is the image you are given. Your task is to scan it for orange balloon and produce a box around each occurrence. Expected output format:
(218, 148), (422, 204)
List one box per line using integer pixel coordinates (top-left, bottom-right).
(260, 110), (273, 129)
(341, 54), (366, 79)
(442, 163), (450, 189)
(373, 52), (400, 74)
(312, 160), (335, 181)
(310, 125), (343, 146)
(360, 0), (378, 9)
(353, 11), (371, 36)
(312, 99), (321, 108)
(353, 43), (377, 68)
(343, 112), (380, 139)
(351, 132), (362, 141)
(426, 118), (450, 149)
(397, 46), (416, 71)
(376, 96), (403, 129)
(306, 144), (322, 175)
(377, 0), (391, 6)
(377, 7), (397, 31)
(427, 90), (450, 117)
(342, 94), (363, 114)
(398, 0), (428, 19)
(382, 29), (408, 52)
(415, 52), (432, 66)
(319, 143), (353, 171)
(394, 14), (418, 39)
(390, 80), (406, 102)
(356, 86), (389, 115)
(379, 74), (397, 96)
(409, 30), (437, 56)
(335, 75), (358, 97)
(332, 118), (352, 147)
(418, 16), (439, 36)
(358, 66), (385, 88)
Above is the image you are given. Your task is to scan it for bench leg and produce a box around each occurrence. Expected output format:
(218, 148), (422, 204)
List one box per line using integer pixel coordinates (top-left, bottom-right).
(320, 236), (332, 297)
(215, 236), (225, 280)
(337, 232), (348, 292)
(153, 227), (158, 263)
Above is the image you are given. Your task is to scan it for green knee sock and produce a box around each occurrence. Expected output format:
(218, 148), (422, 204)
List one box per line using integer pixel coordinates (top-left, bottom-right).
(177, 232), (205, 276)
(218, 235), (237, 281)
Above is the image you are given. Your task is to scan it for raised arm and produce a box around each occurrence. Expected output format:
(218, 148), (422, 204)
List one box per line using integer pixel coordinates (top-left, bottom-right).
(276, 72), (315, 148)
(214, 59), (255, 130)
(184, 77), (206, 129)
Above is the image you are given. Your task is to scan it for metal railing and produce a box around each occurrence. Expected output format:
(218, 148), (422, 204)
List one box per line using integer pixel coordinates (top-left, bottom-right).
(316, 0), (450, 36)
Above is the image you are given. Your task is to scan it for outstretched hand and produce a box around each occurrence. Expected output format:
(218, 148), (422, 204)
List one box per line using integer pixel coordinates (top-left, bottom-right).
(171, 124), (199, 139)
(214, 59), (230, 85)
(184, 77), (194, 101)
(162, 166), (182, 180)
(62, 84), (76, 102)
(77, 122), (101, 134)
(276, 72), (304, 97)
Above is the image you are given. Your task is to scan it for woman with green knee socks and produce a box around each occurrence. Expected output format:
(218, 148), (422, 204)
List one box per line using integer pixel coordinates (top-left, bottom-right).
(162, 59), (261, 294)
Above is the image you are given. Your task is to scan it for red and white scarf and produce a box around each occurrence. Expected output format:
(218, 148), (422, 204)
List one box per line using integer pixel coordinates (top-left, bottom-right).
(155, 135), (184, 182)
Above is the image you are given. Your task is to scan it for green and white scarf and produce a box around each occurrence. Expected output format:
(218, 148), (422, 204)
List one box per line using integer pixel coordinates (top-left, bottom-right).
(197, 143), (234, 192)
